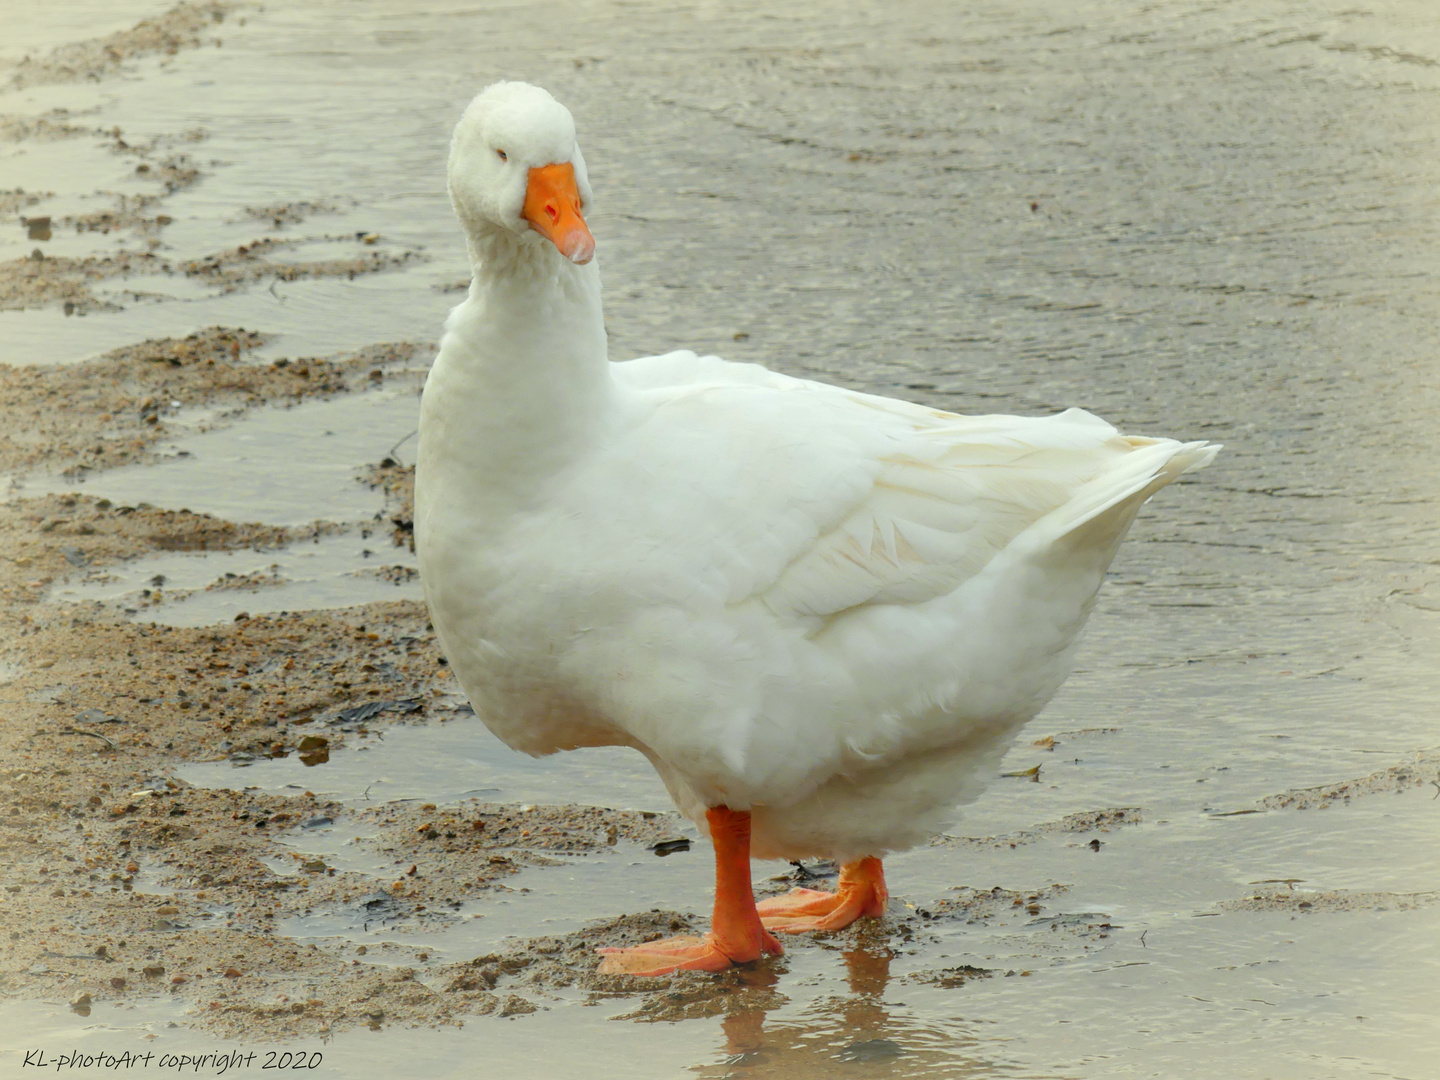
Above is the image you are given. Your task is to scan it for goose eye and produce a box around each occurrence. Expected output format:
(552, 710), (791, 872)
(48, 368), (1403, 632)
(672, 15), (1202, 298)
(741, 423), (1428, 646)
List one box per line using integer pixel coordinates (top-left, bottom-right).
(496, 149), (508, 162)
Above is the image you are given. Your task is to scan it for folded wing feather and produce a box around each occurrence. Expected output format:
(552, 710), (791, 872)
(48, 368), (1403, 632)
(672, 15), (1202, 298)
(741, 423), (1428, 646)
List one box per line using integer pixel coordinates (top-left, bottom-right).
(613, 353), (1204, 626)
(757, 399), (1181, 621)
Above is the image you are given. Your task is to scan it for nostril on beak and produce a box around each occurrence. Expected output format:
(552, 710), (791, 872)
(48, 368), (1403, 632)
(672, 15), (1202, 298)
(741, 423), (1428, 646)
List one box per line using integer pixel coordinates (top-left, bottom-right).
(546, 203), (559, 222)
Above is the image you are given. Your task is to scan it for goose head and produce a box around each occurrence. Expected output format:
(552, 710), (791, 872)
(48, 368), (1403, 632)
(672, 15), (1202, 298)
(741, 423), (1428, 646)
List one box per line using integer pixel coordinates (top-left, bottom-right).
(447, 81), (596, 265)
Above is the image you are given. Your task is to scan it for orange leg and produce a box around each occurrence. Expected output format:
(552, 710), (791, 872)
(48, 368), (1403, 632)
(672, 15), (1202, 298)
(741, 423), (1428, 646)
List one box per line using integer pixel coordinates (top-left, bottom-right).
(596, 807), (783, 976)
(757, 856), (888, 933)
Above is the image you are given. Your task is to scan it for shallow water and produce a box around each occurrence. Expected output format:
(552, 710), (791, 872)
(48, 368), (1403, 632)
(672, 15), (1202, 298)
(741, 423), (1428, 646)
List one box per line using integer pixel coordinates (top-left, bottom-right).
(13, 383), (424, 526)
(46, 530), (420, 626)
(181, 712), (671, 809)
(4, 0), (1440, 1077)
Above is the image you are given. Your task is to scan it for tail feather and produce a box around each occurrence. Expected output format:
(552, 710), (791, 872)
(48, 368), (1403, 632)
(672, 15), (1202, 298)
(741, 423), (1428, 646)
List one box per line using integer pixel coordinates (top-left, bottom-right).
(1027, 438), (1219, 557)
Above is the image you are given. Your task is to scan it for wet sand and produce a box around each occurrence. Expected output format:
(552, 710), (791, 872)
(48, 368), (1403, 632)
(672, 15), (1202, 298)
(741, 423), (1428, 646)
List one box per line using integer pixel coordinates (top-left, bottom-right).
(2, 2), (1439, 1077)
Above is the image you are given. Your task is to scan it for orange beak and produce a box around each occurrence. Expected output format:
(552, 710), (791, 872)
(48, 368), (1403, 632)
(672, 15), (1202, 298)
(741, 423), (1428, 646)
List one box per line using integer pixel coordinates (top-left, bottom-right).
(521, 162), (595, 264)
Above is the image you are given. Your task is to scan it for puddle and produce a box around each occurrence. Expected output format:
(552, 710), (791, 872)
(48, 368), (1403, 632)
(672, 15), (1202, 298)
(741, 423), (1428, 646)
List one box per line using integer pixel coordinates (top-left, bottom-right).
(12, 386), (421, 526)
(179, 714), (675, 811)
(4, 893), (1435, 1079)
(89, 272), (221, 307)
(0, 275), (446, 368)
(0, 144), (158, 241)
(171, 713), (1440, 1077)
(0, 997), (713, 1080)
(48, 531), (418, 626)
(276, 847), (716, 962)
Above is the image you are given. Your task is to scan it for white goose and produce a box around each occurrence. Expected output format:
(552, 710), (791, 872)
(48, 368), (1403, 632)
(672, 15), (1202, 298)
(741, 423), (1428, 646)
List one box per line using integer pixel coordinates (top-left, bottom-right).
(415, 82), (1217, 976)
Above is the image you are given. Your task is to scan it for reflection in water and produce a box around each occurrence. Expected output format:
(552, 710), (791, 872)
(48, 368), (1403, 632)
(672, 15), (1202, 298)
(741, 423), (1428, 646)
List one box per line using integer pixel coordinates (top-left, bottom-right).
(697, 930), (1005, 1079)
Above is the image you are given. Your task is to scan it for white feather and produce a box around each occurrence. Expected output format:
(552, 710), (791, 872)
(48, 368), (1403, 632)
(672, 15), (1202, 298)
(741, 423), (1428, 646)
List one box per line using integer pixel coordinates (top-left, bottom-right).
(416, 83), (1219, 864)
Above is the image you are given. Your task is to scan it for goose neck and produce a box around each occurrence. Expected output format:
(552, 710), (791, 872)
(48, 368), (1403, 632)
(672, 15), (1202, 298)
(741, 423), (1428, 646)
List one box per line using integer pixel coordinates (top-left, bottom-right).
(420, 239), (612, 506)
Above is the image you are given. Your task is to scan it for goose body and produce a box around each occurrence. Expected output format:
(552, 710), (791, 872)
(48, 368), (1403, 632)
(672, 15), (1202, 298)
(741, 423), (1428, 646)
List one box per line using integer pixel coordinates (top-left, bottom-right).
(415, 82), (1217, 974)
